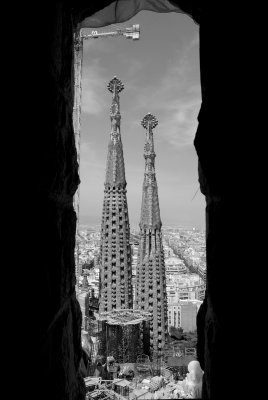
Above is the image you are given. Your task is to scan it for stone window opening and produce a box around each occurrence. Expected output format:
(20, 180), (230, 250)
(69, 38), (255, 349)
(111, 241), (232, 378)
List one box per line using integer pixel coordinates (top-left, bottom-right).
(30, 2), (225, 399)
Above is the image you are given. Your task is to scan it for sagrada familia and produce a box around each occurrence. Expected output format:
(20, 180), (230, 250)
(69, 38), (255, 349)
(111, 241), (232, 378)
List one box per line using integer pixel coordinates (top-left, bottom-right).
(99, 77), (133, 313)
(98, 76), (168, 358)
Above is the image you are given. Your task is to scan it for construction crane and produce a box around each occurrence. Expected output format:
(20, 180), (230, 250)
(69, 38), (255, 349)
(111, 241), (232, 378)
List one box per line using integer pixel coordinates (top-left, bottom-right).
(73, 24), (140, 293)
(82, 24), (140, 40)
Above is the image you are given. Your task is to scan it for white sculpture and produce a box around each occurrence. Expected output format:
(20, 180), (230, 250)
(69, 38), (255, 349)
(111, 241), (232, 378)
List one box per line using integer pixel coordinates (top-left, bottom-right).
(183, 360), (203, 398)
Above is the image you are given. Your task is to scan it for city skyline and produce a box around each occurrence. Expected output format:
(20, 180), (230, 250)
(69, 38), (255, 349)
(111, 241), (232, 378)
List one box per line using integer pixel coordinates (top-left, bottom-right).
(79, 11), (205, 229)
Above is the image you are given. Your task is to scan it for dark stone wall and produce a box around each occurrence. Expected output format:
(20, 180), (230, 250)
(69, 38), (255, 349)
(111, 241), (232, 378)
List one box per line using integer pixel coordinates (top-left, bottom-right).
(17, 2), (84, 399)
(194, 6), (257, 399)
(9, 1), (258, 399)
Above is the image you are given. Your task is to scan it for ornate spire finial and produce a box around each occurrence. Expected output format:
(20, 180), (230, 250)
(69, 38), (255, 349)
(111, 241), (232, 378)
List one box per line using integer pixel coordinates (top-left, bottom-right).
(141, 113), (157, 157)
(107, 76), (124, 94)
(105, 77), (126, 185)
(141, 113), (158, 130)
(139, 111), (161, 230)
(107, 76), (124, 146)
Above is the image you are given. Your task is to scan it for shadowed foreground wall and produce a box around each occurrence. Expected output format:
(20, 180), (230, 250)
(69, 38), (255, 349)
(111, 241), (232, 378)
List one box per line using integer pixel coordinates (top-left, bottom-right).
(11, 1), (259, 399)
(194, 8), (256, 397)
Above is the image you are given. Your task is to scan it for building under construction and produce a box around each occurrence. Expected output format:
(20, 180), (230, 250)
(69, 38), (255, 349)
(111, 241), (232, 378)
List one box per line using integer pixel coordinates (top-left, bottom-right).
(98, 77), (133, 313)
(97, 309), (152, 363)
(135, 113), (168, 359)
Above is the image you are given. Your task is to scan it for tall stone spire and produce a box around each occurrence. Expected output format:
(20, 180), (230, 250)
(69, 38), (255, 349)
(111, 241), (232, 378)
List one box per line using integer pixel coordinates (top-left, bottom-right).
(99, 77), (133, 313)
(136, 113), (168, 357)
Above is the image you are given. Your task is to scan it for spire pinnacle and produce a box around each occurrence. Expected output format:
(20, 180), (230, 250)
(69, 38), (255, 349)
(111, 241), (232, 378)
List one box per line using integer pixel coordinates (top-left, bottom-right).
(107, 76), (124, 144)
(140, 113), (161, 230)
(141, 113), (158, 161)
(107, 76), (124, 94)
(105, 77), (126, 187)
(141, 112), (158, 130)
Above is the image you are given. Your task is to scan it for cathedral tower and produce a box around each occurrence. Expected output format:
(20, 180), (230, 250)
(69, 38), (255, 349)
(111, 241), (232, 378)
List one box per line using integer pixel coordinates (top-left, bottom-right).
(135, 113), (168, 357)
(99, 77), (133, 313)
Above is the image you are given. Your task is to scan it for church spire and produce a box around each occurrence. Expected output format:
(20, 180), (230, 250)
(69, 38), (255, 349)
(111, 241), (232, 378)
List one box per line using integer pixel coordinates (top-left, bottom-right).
(99, 77), (133, 313)
(140, 113), (161, 231)
(136, 113), (168, 358)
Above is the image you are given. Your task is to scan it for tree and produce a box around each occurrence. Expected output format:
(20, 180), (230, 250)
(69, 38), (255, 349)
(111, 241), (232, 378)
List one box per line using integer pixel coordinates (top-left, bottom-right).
(169, 326), (184, 340)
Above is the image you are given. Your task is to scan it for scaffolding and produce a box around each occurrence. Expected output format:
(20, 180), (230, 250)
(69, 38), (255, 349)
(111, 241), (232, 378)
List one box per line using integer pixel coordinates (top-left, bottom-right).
(97, 309), (152, 363)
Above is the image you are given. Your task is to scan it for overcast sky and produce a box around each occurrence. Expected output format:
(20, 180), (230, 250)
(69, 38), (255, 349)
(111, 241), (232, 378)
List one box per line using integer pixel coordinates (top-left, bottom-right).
(79, 10), (205, 229)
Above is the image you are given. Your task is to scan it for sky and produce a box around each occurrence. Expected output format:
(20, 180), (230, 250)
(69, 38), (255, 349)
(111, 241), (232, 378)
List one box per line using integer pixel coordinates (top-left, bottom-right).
(79, 10), (205, 229)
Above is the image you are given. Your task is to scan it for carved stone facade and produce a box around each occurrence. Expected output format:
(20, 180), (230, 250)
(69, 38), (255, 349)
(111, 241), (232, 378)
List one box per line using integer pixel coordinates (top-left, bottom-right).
(99, 77), (133, 313)
(135, 113), (168, 357)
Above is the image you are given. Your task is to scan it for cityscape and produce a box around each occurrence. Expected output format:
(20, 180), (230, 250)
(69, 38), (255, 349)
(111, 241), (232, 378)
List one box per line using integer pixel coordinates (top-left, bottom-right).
(76, 225), (206, 330)
(75, 12), (204, 400)
(76, 223), (206, 399)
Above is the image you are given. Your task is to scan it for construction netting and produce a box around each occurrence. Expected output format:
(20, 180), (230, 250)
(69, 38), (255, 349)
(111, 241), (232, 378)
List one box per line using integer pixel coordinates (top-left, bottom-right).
(95, 309), (152, 363)
(102, 323), (143, 363)
(97, 309), (152, 326)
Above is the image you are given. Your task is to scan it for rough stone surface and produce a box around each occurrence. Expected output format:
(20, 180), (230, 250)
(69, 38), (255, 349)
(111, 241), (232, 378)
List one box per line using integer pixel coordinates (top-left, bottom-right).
(24, 2), (85, 398)
(194, 5), (257, 398)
